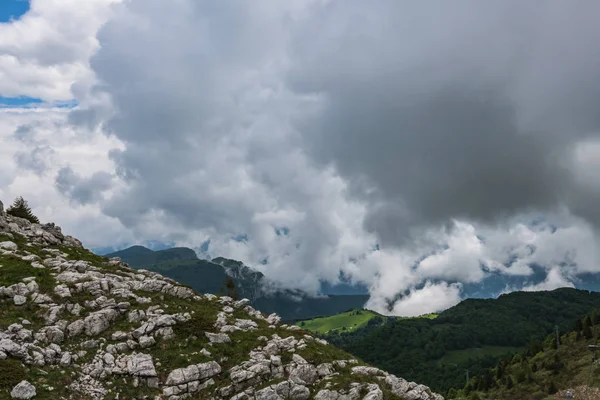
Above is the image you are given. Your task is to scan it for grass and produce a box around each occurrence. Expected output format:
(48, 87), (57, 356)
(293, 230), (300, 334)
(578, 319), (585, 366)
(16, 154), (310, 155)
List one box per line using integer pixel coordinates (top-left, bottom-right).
(295, 309), (382, 334)
(408, 312), (439, 320)
(296, 309), (439, 334)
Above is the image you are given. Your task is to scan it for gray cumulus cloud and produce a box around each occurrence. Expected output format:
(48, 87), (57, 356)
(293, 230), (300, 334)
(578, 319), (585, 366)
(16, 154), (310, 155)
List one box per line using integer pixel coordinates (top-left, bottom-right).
(288, 0), (600, 244)
(55, 166), (113, 205)
(65, 0), (600, 310)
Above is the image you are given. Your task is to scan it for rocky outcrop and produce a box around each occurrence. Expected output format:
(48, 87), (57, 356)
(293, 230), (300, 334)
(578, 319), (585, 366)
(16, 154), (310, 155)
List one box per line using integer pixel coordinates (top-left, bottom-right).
(0, 208), (444, 400)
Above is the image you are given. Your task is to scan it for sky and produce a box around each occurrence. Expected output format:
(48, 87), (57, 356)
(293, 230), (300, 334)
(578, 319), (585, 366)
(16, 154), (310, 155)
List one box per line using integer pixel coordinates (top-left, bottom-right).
(2, 0), (600, 316)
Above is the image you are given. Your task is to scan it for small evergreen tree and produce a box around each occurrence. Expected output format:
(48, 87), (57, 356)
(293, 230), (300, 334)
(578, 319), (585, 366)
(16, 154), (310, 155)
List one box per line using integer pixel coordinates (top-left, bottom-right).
(6, 196), (39, 224)
(221, 276), (238, 300)
(583, 319), (593, 339)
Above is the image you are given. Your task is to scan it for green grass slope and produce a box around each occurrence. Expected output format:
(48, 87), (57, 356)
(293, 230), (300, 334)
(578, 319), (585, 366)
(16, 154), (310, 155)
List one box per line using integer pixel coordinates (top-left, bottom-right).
(297, 309), (438, 335)
(296, 309), (382, 334)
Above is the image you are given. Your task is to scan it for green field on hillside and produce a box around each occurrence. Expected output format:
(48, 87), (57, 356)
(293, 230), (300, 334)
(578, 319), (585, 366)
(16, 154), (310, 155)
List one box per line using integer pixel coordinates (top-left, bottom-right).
(296, 309), (381, 334)
(407, 313), (439, 320)
(296, 309), (439, 334)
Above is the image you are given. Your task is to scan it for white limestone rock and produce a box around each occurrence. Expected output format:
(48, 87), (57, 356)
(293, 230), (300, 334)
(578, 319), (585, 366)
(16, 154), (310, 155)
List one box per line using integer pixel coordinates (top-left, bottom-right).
(10, 381), (36, 399)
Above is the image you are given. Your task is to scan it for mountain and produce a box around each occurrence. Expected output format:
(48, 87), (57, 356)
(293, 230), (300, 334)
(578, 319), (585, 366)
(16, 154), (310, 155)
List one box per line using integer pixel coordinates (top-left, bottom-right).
(105, 246), (370, 321)
(460, 310), (600, 399)
(324, 288), (600, 396)
(106, 245), (198, 267)
(0, 206), (443, 399)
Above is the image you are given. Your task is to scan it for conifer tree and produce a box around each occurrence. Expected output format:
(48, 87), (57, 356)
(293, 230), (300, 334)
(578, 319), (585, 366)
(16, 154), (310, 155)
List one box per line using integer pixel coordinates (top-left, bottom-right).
(547, 380), (557, 394)
(221, 276), (238, 300)
(6, 196), (39, 224)
(583, 318), (593, 339)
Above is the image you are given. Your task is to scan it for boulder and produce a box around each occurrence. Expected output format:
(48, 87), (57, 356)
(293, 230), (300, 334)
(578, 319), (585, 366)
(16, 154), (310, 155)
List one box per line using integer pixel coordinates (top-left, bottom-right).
(165, 361), (221, 385)
(205, 332), (231, 343)
(0, 241), (17, 251)
(84, 308), (119, 336)
(127, 353), (157, 377)
(10, 381), (36, 399)
(13, 295), (26, 305)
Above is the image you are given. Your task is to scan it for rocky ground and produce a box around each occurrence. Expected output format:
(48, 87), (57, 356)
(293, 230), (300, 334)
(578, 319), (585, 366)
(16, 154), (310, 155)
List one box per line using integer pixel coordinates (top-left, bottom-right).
(0, 203), (444, 400)
(554, 386), (600, 399)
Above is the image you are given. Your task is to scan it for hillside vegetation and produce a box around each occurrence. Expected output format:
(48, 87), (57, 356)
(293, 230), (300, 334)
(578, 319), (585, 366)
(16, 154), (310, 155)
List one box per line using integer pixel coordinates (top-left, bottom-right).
(0, 206), (443, 400)
(457, 310), (600, 400)
(325, 288), (600, 396)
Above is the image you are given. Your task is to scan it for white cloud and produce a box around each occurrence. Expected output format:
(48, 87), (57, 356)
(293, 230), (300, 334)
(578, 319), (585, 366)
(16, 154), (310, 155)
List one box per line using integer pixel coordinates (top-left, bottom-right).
(522, 268), (575, 292)
(368, 281), (463, 317)
(0, 0), (120, 101)
(0, 107), (128, 248)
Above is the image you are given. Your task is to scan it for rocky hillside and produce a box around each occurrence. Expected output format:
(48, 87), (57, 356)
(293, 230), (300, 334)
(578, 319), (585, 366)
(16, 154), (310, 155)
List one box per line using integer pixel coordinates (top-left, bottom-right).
(0, 203), (443, 400)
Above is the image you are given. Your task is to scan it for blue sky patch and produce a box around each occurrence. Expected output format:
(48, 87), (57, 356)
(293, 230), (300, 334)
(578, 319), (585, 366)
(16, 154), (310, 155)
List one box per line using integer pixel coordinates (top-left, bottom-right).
(275, 227), (289, 236)
(0, 96), (79, 109)
(0, 0), (30, 23)
(0, 96), (43, 107)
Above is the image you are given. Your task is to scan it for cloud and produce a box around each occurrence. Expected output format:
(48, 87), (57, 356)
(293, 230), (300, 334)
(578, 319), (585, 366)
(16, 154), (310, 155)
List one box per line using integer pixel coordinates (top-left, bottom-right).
(368, 281), (463, 317)
(0, 0), (120, 101)
(55, 166), (113, 205)
(288, 0), (600, 244)
(0, 107), (128, 248)
(3, 0), (600, 317)
(59, 0), (600, 312)
(522, 268), (575, 292)
(14, 144), (54, 175)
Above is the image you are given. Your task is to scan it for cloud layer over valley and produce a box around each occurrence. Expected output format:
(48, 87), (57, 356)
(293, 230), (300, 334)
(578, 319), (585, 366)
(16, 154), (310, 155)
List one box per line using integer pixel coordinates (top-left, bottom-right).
(3, 0), (600, 315)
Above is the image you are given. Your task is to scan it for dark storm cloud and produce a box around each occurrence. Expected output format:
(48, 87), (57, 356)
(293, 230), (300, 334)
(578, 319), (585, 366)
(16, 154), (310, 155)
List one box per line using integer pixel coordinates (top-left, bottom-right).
(287, 0), (600, 244)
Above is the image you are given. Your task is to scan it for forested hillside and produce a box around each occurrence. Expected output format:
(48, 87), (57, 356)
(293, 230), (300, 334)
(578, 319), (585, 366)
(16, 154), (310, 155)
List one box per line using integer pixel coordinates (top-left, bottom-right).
(325, 288), (600, 395)
(459, 310), (600, 399)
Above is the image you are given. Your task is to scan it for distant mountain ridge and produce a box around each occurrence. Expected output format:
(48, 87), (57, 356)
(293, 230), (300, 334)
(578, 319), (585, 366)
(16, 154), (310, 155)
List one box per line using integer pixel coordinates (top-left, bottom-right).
(104, 245), (369, 321)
